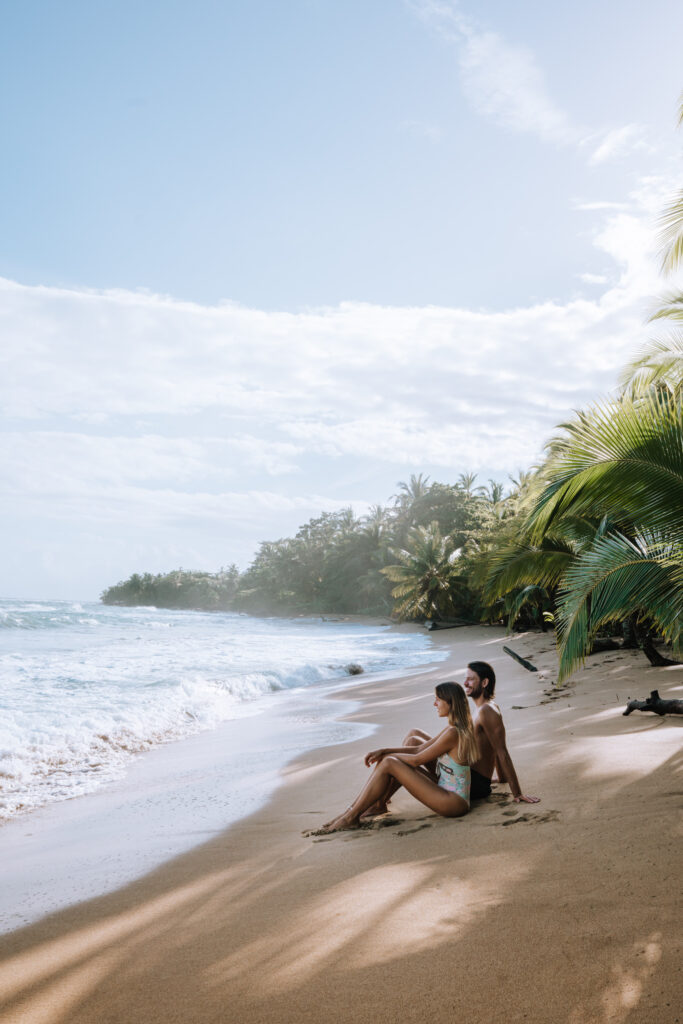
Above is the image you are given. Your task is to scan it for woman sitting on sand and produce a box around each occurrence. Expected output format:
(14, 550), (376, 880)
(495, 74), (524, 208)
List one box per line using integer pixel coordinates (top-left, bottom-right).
(319, 682), (478, 833)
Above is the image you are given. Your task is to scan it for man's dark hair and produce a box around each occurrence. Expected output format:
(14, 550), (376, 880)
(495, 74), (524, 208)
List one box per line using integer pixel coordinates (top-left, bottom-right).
(468, 661), (496, 698)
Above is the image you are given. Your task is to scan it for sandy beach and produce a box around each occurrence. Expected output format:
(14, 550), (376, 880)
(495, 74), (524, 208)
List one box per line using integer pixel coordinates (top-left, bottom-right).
(1, 624), (681, 1024)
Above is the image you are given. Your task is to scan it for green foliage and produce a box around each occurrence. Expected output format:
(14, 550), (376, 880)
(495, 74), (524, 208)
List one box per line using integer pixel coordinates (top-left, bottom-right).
(529, 394), (683, 542)
(484, 390), (682, 679)
(381, 522), (465, 621)
(101, 566), (240, 610)
(555, 531), (682, 678)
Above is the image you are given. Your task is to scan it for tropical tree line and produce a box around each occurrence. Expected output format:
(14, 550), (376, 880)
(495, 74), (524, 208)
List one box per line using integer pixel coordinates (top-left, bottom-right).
(101, 347), (680, 679)
(100, 474), (525, 620)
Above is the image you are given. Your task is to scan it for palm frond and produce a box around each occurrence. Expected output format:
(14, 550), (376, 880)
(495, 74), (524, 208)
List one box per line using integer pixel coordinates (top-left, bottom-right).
(530, 393), (683, 542)
(556, 532), (682, 679)
(484, 543), (574, 601)
(658, 192), (683, 274)
(619, 333), (683, 398)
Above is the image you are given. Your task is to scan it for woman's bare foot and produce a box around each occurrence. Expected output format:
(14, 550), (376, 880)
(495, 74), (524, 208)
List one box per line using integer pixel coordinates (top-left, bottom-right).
(322, 806), (355, 830)
(360, 800), (388, 819)
(319, 811), (361, 833)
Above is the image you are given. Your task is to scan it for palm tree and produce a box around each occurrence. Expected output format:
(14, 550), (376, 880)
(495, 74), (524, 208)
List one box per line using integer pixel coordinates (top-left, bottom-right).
(508, 469), (534, 493)
(457, 472), (483, 497)
(528, 393), (682, 678)
(381, 521), (462, 621)
(393, 473), (431, 507)
(482, 513), (609, 632)
(485, 479), (506, 505)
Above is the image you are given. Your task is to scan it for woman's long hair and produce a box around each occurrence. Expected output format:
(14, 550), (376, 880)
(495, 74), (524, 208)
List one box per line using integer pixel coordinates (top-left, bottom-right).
(435, 681), (479, 766)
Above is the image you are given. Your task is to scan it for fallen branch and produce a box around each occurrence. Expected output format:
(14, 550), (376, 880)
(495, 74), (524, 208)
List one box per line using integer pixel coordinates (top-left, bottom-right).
(503, 647), (538, 672)
(623, 689), (683, 717)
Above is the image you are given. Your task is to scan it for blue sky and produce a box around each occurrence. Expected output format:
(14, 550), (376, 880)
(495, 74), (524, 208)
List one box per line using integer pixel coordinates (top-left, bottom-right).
(1, 0), (682, 598)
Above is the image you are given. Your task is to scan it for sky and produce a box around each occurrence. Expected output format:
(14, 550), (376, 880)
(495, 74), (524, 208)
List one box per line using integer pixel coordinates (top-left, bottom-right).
(1, 0), (682, 599)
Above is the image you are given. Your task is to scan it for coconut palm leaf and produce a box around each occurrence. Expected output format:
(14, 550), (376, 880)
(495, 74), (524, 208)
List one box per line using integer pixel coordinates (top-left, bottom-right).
(530, 393), (683, 541)
(484, 541), (575, 601)
(649, 292), (683, 323)
(505, 585), (550, 628)
(619, 333), (683, 398)
(658, 193), (683, 274)
(658, 96), (683, 273)
(555, 531), (682, 679)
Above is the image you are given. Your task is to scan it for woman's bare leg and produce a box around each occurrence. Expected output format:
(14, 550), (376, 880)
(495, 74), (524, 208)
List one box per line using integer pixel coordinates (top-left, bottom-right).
(361, 730), (433, 817)
(322, 756), (468, 832)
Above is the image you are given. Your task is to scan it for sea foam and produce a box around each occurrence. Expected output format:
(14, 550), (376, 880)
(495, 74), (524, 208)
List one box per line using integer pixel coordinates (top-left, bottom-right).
(0, 601), (444, 819)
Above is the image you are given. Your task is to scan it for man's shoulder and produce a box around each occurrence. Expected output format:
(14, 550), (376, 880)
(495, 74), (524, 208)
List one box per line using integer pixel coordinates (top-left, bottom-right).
(477, 700), (503, 722)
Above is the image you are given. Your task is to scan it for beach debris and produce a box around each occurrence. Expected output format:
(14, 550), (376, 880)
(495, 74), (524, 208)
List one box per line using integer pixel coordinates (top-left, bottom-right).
(622, 689), (683, 717)
(345, 663), (364, 675)
(589, 637), (621, 654)
(503, 646), (538, 672)
(423, 618), (472, 630)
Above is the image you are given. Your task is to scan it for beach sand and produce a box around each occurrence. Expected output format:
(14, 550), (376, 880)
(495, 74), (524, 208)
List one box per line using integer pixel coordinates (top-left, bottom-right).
(0, 625), (681, 1024)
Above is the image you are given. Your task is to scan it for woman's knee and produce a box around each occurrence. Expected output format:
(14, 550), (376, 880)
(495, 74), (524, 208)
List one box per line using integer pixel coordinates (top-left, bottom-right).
(402, 729), (427, 745)
(381, 755), (403, 775)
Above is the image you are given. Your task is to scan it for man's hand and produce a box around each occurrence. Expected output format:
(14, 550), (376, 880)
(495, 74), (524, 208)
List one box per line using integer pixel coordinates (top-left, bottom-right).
(513, 794), (541, 804)
(364, 749), (385, 767)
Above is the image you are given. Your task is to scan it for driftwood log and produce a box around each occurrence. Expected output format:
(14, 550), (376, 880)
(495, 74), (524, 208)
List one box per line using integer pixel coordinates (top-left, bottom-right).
(623, 689), (683, 717)
(503, 646), (538, 672)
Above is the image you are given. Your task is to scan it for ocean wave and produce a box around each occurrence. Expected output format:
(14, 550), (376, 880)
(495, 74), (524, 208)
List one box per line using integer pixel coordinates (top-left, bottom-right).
(0, 601), (445, 820)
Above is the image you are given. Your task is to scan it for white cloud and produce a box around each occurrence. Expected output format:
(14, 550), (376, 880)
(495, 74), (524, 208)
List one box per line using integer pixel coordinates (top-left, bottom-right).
(577, 273), (609, 285)
(408, 1), (653, 165)
(574, 201), (629, 212)
(409, 0), (579, 144)
(3, 180), (678, 596)
(588, 124), (651, 166)
(457, 29), (578, 145)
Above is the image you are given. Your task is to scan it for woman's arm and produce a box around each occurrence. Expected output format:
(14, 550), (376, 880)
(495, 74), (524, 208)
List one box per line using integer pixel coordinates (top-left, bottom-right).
(393, 728), (459, 768)
(364, 742), (430, 767)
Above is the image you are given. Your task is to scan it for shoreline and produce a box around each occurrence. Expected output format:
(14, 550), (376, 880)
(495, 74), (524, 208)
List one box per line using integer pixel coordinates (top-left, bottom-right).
(0, 619), (441, 932)
(1, 625), (681, 1023)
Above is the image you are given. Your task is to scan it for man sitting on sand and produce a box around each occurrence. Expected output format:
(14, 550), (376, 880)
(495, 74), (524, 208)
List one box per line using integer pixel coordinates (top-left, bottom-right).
(363, 660), (539, 815)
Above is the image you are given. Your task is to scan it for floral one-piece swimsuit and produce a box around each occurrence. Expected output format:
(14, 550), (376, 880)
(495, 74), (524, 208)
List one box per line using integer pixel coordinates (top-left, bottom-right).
(436, 751), (471, 805)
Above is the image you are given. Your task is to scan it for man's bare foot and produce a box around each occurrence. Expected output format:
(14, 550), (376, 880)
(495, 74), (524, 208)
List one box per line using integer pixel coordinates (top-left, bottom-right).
(360, 800), (389, 819)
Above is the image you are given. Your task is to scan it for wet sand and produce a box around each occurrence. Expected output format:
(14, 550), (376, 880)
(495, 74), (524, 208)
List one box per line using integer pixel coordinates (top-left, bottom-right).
(0, 625), (681, 1024)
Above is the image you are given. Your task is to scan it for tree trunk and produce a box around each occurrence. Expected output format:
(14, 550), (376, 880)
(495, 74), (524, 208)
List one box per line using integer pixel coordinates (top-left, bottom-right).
(641, 632), (680, 667)
(623, 689), (683, 716)
(621, 614), (640, 649)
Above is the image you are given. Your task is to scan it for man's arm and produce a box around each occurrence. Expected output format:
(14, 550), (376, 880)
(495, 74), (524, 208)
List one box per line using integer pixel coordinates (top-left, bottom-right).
(479, 706), (540, 804)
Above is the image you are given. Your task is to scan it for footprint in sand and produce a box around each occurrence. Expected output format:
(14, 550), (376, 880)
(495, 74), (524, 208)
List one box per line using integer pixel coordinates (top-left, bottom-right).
(485, 792), (512, 806)
(395, 823), (433, 836)
(497, 809), (560, 826)
(304, 816), (403, 839)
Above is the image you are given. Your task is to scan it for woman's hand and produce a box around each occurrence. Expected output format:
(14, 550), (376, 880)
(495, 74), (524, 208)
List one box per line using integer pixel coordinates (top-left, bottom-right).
(513, 794), (541, 803)
(364, 749), (386, 767)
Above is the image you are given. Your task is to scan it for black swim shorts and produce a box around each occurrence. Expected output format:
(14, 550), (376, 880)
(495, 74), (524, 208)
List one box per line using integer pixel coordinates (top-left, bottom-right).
(470, 768), (492, 800)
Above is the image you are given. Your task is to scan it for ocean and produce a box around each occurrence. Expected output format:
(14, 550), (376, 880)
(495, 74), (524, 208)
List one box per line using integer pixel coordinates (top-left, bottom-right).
(0, 600), (445, 823)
